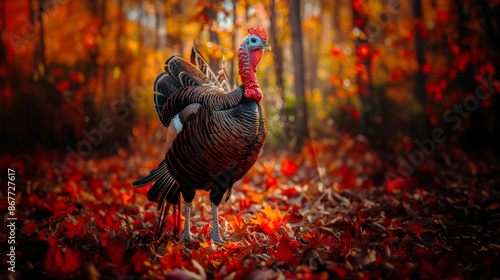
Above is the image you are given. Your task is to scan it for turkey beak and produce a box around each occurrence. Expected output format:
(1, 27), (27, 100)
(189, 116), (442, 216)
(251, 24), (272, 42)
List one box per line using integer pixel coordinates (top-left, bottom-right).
(261, 42), (271, 51)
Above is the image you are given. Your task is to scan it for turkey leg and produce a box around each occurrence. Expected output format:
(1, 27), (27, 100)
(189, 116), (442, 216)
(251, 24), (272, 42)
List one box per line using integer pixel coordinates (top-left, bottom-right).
(209, 202), (225, 243)
(179, 202), (194, 242)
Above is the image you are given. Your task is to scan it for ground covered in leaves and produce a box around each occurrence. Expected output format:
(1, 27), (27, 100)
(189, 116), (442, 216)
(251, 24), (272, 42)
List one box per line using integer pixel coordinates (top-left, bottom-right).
(1, 134), (500, 279)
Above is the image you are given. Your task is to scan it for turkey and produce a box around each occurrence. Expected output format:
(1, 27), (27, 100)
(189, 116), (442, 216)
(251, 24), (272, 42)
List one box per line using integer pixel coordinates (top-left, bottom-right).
(132, 26), (270, 243)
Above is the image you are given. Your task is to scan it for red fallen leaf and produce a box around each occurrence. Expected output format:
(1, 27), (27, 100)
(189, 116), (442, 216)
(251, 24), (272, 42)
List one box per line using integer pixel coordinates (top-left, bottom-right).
(107, 239), (127, 273)
(341, 230), (353, 250)
(403, 224), (426, 237)
(385, 177), (406, 192)
(268, 235), (300, 265)
(338, 165), (355, 189)
(339, 164), (348, 178)
(47, 200), (76, 220)
(45, 237), (82, 277)
(159, 243), (189, 270)
(101, 231), (109, 247)
(307, 141), (320, 162)
(221, 257), (253, 278)
(281, 159), (298, 176)
(63, 216), (88, 238)
(120, 189), (134, 205)
(303, 231), (339, 250)
(89, 178), (103, 190)
(38, 231), (47, 241)
(130, 249), (150, 273)
(419, 260), (444, 279)
(266, 175), (277, 190)
(239, 196), (251, 211)
(24, 221), (38, 236)
(56, 80), (70, 91)
(95, 212), (121, 232)
(485, 203), (500, 211)
(281, 187), (297, 197)
(64, 181), (82, 200)
(394, 243), (406, 256)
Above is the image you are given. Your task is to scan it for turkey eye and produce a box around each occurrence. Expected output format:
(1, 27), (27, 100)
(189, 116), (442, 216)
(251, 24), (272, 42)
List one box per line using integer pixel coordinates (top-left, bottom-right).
(251, 38), (257, 43)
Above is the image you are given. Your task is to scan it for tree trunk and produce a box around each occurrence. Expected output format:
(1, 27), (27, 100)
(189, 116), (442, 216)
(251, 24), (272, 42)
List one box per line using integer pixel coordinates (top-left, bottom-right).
(352, 0), (373, 135)
(155, 2), (161, 49)
(269, 0), (289, 142)
(175, 1), (184, 56)
(230, 0), (237, 85)
(412, 0), (428, 139)
(478, 1), (500, 159)
(37, 0), (46, 74)
(208, 0), (220, 71)
(334, 0), (340, 34)
(290, 0), (309, 151)
(1, 0), (5, 32)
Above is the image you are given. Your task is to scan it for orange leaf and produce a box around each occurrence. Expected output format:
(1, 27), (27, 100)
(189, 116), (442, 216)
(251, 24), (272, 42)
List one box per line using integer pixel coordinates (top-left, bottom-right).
(250, 205), (287, 235)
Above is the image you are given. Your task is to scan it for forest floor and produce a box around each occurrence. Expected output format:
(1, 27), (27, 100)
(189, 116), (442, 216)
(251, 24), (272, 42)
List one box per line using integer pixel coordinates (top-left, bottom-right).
(2, 133), (500, 279)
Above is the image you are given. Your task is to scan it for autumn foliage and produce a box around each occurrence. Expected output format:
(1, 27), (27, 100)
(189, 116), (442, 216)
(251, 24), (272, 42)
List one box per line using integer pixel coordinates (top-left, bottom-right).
(0, 135), (498, 279)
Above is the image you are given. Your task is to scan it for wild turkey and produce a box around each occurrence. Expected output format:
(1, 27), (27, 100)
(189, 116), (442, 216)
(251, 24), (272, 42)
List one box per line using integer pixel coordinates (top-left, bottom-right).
(132, 27), (270, 243)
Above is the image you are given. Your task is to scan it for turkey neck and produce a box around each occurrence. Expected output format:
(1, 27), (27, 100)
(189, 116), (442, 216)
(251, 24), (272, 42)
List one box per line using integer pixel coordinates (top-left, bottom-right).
(238, 44), (263, 102)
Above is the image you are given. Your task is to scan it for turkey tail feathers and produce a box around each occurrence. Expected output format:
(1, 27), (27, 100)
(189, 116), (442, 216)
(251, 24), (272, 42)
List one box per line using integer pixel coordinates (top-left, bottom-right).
(153, 71), (179, 127)
(132, 160), (180, 209)
(154, 45), (236, 127)
(132, 160), (168, 188)
(191, 42), (233, 92)
(153, 56), (209, 127)
(217, 57), (232, 92)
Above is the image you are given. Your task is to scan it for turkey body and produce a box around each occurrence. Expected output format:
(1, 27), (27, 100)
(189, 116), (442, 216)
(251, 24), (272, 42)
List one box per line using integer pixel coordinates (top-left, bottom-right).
(133, 52), (267, 209)
(165, 86), (267, 205)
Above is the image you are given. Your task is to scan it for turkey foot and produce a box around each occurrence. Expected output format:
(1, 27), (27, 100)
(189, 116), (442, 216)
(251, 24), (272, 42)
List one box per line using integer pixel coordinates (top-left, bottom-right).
(179, 229), (194, 243)
(179, 202), (194, 243)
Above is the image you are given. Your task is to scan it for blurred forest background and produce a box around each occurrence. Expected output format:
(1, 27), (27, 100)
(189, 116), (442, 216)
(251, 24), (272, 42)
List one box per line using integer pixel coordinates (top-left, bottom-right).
(1, 0), (499, 158)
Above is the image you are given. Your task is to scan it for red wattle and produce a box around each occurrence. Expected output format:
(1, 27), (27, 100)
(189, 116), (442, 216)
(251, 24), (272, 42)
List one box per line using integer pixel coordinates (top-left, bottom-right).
(255, 91), (262, 102)
(250, 50), (263, 72)
(238, 45), (263, 103)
